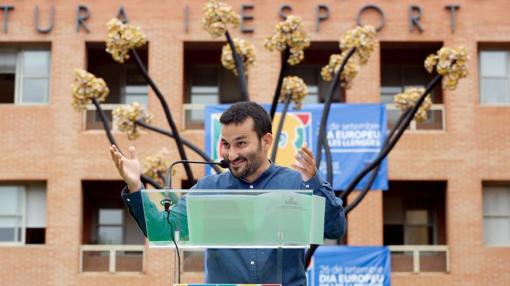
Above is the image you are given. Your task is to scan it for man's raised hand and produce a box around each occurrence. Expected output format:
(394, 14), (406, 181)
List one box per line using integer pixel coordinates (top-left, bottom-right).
(110, 145), (142, 193)
(291, 143), (317, 182)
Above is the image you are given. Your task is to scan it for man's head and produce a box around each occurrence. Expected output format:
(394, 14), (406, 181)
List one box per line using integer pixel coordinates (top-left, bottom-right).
(219, 102), (273, 179)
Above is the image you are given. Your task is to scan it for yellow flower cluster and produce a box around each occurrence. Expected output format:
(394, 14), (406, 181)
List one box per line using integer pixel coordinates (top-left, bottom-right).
(202, 0), (240, 38)
(264, 15), (310, 65)
(71, 68), (109, 111)
(221, 38), (256, 76)
(113, 102), (153, 140)
(424, 46), (469, 90)
(320, 54), (358, 89)
(143, 148), (171, 186)
(319, 26), (376, 88)
(339, 25), (377, 64)
(106, 18), (147, 63)
(394, 88), (432, 122)
(280, 76), (308, 110)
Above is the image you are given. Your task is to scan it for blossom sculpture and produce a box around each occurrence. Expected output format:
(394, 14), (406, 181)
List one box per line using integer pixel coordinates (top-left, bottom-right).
(113, 102), (153, 140)
(106, 18), (147, 63)
(221, 39), (255, 76)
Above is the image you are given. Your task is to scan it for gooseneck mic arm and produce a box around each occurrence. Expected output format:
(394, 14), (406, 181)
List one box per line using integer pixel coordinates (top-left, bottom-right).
(162, 159), (229, 211)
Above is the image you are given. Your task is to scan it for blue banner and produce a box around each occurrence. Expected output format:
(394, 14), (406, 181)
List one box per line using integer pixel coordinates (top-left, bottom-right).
(204, 103), (388, 191)
(306, 246), (391, 286)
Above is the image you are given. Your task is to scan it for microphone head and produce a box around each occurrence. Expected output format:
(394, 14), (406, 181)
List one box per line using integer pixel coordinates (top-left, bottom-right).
(219, 160), (229, 168)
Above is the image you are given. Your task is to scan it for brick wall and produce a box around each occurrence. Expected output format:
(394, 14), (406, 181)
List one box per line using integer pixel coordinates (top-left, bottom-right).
(1, 1), (509, 285)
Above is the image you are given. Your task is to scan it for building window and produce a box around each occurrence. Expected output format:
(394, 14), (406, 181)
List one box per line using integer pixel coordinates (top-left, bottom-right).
(383, 181), (446, 245)
(183, 42), (242, 129)
(98, 209), (124, 245)
(85, 42), (148, 130)
(286, 42), (345, 105)
(0, 49), (51, 104)
(380, 42), (444, 131)
(479, 50), (510, 105)
(384, 181), (448, 273)
(483, 183), (510, 245)
(0, 183), (46, 244)
(81, 181), (144, 273)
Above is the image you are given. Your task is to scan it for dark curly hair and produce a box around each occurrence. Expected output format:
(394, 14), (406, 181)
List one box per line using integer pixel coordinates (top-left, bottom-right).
(219, 102), (272, 140)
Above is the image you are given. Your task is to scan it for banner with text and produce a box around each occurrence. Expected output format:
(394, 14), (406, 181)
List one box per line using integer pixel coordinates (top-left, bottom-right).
(204, 104), (388, 191)
(306, 246), (391, 286)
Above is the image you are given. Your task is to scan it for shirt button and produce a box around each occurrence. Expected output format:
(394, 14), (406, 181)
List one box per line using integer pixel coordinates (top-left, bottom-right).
(250, 185), (254, 189)
(305, 184), (310, 188)
(126, 198), (131, 202)
(250, 261), (255, 265)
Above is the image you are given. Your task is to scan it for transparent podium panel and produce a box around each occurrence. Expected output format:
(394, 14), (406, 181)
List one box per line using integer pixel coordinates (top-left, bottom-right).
(140, 189), (325, 248)
(142, 189), (325, 285)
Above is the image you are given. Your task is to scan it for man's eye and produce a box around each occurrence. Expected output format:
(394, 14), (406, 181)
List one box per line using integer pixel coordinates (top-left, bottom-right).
(237, 142), (246, 147)
(222, 142), (230, 148)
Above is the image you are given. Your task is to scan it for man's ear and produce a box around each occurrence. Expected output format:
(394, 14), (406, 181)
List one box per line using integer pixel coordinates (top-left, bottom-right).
(262, 133), (273, 149)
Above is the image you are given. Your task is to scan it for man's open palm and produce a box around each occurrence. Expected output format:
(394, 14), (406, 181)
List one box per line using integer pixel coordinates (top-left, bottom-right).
(110, 145), (142, 192)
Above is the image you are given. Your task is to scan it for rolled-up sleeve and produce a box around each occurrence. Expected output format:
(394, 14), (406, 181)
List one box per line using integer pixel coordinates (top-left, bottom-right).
(121, 187), (148, 236)
(121, 185), (193, 240)
(303, 173), (346, 239)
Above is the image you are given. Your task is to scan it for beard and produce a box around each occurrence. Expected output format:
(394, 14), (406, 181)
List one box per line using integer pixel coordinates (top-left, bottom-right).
(226, 142), (264, 179)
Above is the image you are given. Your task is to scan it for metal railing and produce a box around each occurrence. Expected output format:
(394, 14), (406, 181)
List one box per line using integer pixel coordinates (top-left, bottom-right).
(80, 244), (145, 273)
(84, 104), (125, 131)
(183, 103), (207, 130)
(389, 245), (449, 273)
(386, 104), (446, 131)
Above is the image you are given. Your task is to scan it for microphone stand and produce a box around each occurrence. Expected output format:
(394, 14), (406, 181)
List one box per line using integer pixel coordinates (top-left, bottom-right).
(162, 159), (229, 284)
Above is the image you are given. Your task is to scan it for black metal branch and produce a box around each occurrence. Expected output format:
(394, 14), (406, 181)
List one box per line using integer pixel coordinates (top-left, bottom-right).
(225, 31), (249, 101)
(92, 97), (117, 147)
(304, 109), (414, 270)
(156, 170), (166, 185)
(135, 120), (223, 174)
(90, 97), (162, 189)
(305, 48), (357, 271)
(130, 49), (195, 185)
(270, 48), (291, 120)
(343, 109), (414, 213)
(339, 74), (441, 200)
(140, 175), (162, 189)
(305, 75), (441, 270)
(315, 47), (357, 168)
(322, 136), (333, 185)
(345, 165), (379, 214)
(270, 93), (292, 162)
(304, 244), (318, 270)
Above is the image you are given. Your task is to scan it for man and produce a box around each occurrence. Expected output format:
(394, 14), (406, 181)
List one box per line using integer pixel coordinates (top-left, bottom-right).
(110, 102), (346, 286)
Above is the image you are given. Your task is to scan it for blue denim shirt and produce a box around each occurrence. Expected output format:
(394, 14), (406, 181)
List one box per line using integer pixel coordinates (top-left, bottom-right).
(122, 164), (345, 286)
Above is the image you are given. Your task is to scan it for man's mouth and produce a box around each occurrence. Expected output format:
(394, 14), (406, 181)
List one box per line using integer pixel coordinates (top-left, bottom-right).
(230, 159), (246, 168)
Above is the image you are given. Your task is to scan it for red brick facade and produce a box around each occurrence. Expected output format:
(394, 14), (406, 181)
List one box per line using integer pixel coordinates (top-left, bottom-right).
(1, 1), (509, 285)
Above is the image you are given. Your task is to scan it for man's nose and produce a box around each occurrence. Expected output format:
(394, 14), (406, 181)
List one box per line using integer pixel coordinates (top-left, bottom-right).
(228, 150), (239, 161)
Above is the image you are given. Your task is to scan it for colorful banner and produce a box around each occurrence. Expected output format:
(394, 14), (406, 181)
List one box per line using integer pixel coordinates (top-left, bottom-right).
(204, 104), (388, 191)
(306, 246), (391, 286)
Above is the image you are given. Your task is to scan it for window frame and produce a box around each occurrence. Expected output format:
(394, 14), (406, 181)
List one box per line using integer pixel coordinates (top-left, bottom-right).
(380, 43), (445, 132)
(183, 64), (227, 129)
(97, 208), (125, 245)
(286, 65), (322, 105)
(115, 66), (149, 106)
(403, 208), (437, 245)
(383, 184), (445, 246)
(0, 48), (51, 105)
(84, 53), (149, 131)
(483, 185), (510, 246)
(0, 186), (27, 245)
(479, 49), (510, 106)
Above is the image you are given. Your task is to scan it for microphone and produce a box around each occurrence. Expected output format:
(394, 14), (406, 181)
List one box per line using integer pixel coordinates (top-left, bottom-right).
(161, 159), (229, 211)
(161, 160), (228, 284)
